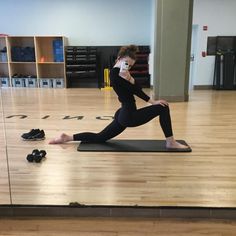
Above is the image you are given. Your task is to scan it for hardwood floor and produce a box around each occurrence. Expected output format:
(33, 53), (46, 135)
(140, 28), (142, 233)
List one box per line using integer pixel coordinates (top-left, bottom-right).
(0, 90), (10, 204)
(0, 148), (10, 204)
(1, 218), (236, 235)
(0, 88), (236, 207)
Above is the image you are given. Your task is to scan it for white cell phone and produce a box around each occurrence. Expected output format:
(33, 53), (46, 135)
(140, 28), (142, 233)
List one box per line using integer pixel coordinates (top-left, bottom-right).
(120, 61), (129, 73)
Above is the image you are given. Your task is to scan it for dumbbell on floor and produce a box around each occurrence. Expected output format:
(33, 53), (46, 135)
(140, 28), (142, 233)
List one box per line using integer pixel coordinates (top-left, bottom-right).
(26, 149), (47, 163)
(26, 149), (39, 162)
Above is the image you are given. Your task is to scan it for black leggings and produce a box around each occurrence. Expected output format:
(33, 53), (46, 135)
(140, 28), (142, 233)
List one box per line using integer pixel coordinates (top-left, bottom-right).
(73, 104), (173, 142)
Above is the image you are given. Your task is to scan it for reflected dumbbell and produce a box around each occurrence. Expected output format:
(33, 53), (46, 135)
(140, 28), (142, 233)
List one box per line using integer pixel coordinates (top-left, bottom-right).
(26, 149), (47, 163)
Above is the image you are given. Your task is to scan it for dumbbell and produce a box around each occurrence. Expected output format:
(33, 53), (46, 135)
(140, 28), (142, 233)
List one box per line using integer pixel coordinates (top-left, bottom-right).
(26, 149), (39, 162)
(26, 149), (47, 163)
(34, 150), (47, 163)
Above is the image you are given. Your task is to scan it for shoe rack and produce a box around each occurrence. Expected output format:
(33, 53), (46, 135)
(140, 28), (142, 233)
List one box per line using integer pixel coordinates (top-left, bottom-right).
(0, 36), (67, 88)
(0, 36), (10, 85)
(65, 46), (98, 88)
(129, 46), (150, 88)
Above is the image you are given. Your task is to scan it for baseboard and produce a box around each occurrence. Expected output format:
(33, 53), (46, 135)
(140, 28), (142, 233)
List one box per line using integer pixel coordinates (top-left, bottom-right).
(158, 95), (188, 102)
(194, 85), (213, 90)
(1, 205), (236, 219)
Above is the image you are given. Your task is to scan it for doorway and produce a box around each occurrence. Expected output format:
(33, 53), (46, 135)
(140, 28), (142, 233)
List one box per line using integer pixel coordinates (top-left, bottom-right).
(189, 24), (199, 90)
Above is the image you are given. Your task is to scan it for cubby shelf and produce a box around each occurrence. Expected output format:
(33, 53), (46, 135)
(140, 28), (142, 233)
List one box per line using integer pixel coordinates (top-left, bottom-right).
(0, 36), (67, 88)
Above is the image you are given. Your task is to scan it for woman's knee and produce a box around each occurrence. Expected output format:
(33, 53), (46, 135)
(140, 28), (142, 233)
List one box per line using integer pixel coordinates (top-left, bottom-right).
(154, 104), (170, 113)
(163, 105), (170, 113)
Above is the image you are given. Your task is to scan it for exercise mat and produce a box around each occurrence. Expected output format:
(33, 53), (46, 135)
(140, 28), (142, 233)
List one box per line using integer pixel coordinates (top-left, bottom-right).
(78, 140), (192, 152)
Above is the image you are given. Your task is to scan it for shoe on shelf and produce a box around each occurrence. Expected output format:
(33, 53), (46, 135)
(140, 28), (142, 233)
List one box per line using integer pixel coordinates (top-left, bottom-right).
(12, 73), (19, 78)
(21, 129), (45, 141)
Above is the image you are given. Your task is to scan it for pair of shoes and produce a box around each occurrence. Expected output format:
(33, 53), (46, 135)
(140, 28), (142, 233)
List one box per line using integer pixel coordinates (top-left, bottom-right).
(21, 129), (45, 141)
(26, 149), (47, 163)
(12, 74), (37, 78)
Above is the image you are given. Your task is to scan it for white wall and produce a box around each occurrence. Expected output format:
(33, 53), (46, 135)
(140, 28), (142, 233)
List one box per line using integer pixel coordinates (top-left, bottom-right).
(3, 0), (236, 86)
(193, 0), (236, 85)
(0, 0), (152, 46)
(149, 0), (157, 85)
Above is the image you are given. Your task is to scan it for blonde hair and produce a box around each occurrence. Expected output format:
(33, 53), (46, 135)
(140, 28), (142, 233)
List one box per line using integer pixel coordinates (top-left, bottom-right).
(117, 45), (139, 60)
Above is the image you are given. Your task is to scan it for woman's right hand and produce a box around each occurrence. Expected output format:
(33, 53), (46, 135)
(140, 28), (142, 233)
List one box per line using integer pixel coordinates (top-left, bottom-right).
(119, 71), (135, 84)
(148, 98), (169, 107)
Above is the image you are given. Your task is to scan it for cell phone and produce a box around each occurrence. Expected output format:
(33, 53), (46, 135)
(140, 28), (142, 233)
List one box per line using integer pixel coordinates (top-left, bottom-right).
(120, 61), (129, 73)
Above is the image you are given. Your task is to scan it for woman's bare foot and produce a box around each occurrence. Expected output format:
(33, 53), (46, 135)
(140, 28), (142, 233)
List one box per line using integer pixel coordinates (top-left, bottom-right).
(166, 136), (189, 149)
(166, 141), (189, 149)
(49, 133), (73, 144)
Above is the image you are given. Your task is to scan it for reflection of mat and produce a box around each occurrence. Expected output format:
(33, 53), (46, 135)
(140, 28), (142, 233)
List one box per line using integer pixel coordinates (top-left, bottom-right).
(78, 140), (192, 152)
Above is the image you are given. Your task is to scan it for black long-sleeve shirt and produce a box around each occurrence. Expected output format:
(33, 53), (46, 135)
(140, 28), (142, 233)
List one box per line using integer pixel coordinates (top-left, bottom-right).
(110, 67), (150, 105)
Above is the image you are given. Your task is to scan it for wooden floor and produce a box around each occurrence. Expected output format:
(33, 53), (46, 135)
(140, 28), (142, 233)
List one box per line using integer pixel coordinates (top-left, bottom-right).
(0, 88), (236, 207)
(1, 217), (236, 235)
(0, 94), (10, 205)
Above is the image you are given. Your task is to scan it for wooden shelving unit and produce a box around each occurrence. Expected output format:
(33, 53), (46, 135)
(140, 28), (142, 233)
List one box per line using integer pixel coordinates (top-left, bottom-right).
(0, 63), (9, 77)
(0, 36), (67, 88)
(0, 36), (10, 86)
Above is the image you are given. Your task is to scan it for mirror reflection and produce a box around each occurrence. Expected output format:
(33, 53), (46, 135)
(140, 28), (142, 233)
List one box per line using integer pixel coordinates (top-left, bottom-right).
(1, 36), (158, 205)
(2, 0), (236, 216)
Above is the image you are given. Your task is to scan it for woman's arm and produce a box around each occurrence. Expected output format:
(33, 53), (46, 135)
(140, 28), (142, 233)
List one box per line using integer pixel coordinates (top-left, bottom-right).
(119, 71), (134, 83)
(118, 71), (150, 102)
(124, 74), (169, 106)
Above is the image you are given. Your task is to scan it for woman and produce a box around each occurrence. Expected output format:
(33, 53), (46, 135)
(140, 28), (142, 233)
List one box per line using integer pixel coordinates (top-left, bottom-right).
(49, 45), (188, 149)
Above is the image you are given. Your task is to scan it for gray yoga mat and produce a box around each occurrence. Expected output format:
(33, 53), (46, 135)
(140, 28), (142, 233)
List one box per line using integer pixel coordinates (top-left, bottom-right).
(78, 140), (192, 152)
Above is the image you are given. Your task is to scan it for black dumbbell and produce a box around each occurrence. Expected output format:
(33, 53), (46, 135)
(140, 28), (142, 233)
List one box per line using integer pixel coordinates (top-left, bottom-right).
(34, 150), (47, 163)
(26, 149), (40, 162)
(26, 149), (47, 163)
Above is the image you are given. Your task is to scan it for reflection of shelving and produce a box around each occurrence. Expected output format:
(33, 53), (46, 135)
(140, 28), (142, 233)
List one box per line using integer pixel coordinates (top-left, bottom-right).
(0, 64), (9, 76)
(0, 35), (67, 88)
(35, 36), (65, 63)
(36, 36), (66, 88)
(38, 64), (64, 78)
(78, 45), (150, 88)
(8, 36), (35, 62)
(10, 63), (36, 76)
(8, 36), (34, 48)
(0, 36), (8, 62)
(0, 36), (10, 86)
(130, 46), (150, 88)
(66, 46), (98, 88)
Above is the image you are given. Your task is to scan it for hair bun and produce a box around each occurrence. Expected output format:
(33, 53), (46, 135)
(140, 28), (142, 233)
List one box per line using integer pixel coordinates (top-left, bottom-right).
(118, 45), (139, 60)
(128, 45), (139, 53)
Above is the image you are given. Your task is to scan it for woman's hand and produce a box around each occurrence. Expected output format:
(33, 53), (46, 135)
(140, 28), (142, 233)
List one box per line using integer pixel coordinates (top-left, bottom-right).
(148, 98), (169, 107)
(119, 71), (135, 84)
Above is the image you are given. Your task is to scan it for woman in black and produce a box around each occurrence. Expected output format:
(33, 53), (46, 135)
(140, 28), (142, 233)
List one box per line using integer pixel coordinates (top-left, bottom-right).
(49, 45), (188, 149)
